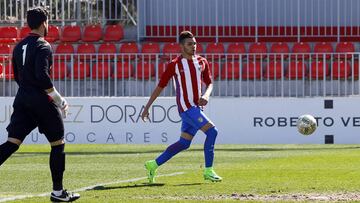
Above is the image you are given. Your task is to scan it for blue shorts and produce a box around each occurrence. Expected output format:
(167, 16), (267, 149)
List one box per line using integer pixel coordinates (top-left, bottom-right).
(180, 106), (212, 136)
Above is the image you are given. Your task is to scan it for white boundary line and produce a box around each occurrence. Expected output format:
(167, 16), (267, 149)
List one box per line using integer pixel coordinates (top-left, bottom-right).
(0, 172), (184, 202)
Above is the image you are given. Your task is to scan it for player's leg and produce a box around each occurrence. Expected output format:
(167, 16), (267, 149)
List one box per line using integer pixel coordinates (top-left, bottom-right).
(145, 122), (197, 183)
(0, 137), (21, 166)
(200, 123), (222, 182)
(49, 139), (80, 202)
(183, 106), (222, 182)
(1, 104), (36, 166)
(155, 132), (194, 166)
(38, 101), (80, 202)
(145, 132), (194, 183)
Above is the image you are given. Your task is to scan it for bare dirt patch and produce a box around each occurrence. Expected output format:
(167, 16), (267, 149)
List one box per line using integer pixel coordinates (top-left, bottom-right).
(139, 193), (360, 202)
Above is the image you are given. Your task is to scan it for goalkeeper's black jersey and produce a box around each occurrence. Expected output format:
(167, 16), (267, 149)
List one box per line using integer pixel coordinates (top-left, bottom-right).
(12, 33), (53, 91)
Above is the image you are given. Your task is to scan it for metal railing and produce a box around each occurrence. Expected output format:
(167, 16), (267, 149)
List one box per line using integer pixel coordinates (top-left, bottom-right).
(138, 0), (360, 42)
(1, 52), (360, 97)
(0, 0), (137, 26)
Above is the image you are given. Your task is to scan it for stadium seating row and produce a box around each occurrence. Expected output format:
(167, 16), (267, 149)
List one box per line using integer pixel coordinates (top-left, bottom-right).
(0, 25), (124, 43)
(42, 41), (360, 61)
(1, 61), (358, 80)
(145, 25), (360, 42)
(0, 41), (356, 62)
(43, 41), (360, 60)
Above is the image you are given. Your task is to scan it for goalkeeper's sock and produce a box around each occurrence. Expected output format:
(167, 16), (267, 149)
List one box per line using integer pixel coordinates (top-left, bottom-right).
(0, 141), (19, 166)
(204, 127), (218, 168)
(155, 137), (191, 166)
(50, 144), (65, 191)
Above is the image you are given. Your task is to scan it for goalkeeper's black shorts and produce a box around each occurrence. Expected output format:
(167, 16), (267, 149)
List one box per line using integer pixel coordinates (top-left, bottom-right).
(6, 88), (64, 143)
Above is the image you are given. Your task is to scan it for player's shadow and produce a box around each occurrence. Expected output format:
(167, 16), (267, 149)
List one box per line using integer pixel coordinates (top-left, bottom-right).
(88, 183), (165, 191)
(173, 183), (203, 186)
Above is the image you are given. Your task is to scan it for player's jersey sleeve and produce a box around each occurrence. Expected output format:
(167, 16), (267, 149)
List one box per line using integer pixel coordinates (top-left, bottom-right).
(202, 58), (212, 86)
(158, 61), (176, 88)
(12, 53), (19, 83)
(35, 42), (53, 90)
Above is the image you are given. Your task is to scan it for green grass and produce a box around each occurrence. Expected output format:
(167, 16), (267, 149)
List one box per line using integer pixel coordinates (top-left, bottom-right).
(1, 144), (360, 202)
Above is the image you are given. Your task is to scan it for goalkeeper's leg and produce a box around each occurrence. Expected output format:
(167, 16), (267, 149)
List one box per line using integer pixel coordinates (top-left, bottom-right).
(0, 137), (21, 166)
(49, 139), (80, 202)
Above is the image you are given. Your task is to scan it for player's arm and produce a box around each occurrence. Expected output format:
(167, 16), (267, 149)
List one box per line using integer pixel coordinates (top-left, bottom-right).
(141, 86), (164, 121)
(36, 44), (68, 118)
(141, 62), (175, 122)
(35, 43), (54, 90)
(199, 59), (213, 107)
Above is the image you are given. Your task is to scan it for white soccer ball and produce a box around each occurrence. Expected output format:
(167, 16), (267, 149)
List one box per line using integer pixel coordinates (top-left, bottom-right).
(296, 114), (317, 136)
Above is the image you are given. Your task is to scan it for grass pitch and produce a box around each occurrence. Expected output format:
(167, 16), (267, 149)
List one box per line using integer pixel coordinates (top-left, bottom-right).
(1, 144), (360, 202)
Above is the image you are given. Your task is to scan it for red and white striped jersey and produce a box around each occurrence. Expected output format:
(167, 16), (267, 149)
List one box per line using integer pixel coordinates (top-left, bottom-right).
(158, 55), (212, 113)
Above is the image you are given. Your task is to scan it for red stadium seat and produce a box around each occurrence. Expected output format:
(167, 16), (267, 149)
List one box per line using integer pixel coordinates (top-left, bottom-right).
(270, 42), (289, 60)
(291, 42), (311, 60)
(221, 62), (240, 79)
(92, 62), (112, 79)
(82, 25), (102, 42)
(119, 43), (139, 60)
(162, 43), (181, 60)
(158, 62), (167, 79)
(0, 44), (11, 61)
(249, 42), (267, 60)
(205, 43), (225, 61)
(226, 43), (246, 60)
(71, 62), (90, 79)
(54, 43), (74, 61)
(208, 61), (220, 79)
(264, 61), (283, 79)
(196, 43), (204, 54)
(286, 61), (307, 79)
(242, 61), (262, 79)
(103, 25), (124, 42)
(332, 61), (351, 79)
(335, 42), (355, 59)
(313, 42), (333, 60)
(61, 25), (81, 42)
(20, 27), (31, 39)
(51, 61), (67, 79)
(309, 61), (330, 79)
(0, 63), (14, 79)
(45, 25), (60, 42)
(98, 43), (117, 60)
(135, 61), (155, 79)
(77, 43), (96, 60)
(141, 42), (160, 60)
(114, 62), (133, 79)
(0, 26), (18, 43)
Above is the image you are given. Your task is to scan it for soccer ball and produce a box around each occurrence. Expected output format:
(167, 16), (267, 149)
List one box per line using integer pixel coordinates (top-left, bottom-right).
(296, 114), (317, 135)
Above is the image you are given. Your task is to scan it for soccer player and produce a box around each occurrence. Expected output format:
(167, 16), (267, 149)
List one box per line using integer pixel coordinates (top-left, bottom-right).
(0, 7), (80, 202)
(141, 31), (222, 183)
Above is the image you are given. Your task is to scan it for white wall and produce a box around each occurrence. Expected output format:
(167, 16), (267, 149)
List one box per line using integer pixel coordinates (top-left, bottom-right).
(0, 97), (359, 144)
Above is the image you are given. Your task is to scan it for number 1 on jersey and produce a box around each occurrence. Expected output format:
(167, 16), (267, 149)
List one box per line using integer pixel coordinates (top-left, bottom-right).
(22, 44), (28, 66)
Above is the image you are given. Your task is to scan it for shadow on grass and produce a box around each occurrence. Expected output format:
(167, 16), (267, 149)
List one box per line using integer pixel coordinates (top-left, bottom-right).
(88, 183), (165, 191)
(13, 146), (360, 157)
(173, 183), (203, 186)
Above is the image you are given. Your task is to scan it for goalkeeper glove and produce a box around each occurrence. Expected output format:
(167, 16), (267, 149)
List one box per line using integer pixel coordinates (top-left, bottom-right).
(47, 88), (69, 118)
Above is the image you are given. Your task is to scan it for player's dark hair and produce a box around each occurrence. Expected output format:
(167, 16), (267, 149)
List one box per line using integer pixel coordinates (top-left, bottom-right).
(179, 31), (194, 44)
(27, 7), (49, 30)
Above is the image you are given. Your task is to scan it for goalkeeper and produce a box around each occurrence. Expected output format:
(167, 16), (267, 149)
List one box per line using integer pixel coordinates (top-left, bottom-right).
(0, 7), (79, 202)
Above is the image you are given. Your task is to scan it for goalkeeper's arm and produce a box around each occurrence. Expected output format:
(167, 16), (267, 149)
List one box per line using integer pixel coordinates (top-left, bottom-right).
(46, 87), (69, 118)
